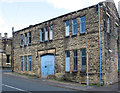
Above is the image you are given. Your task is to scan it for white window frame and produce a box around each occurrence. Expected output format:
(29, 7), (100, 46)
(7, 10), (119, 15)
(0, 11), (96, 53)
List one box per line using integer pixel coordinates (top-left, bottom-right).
(65, 20), (70, 37)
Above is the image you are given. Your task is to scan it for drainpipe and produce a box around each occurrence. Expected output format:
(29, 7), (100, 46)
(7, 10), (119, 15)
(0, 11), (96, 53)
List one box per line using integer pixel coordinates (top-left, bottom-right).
(98, 3), (101, 85)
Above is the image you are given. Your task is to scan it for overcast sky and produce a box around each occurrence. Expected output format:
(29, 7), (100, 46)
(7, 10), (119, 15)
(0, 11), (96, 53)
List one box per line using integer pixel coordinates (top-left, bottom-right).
(0, 0), (119, 37)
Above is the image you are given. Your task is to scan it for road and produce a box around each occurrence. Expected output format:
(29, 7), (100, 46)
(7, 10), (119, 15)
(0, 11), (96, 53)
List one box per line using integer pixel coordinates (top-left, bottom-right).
(2, 70), (119, 93)
(2, 70), (75, 92)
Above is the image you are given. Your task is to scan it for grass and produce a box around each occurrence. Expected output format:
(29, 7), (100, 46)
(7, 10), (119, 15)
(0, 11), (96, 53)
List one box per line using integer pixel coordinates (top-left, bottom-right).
(12, 72), (39, 79)
(89, 83), (103, 87)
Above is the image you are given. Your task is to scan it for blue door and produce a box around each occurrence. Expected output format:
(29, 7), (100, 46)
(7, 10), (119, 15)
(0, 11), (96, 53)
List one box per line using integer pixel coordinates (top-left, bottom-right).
(41, 55), (55, 77)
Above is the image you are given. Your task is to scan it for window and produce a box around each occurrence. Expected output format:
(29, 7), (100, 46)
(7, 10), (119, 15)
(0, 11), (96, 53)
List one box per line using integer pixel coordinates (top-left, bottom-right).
(28, 56), (31, 71)
(80, 16), (86, 33)
(72, 19), (77, 35)
(24, 56), (27, 71)
(81, 49), (86, 72)
(73, 50), (77, 71)
(45, 27), (48, 41)
(65, 51), (70, 72)
(28, 32), (31, 45)
(25, 33), (27, 46)
(40, 29), (44, 42)
(107, 16), (110, 33)
(20, 34), (23, 46)
(7, 55), (10, 63)
(65, 20), (70, 37)
(21, 56), (23, 71)
(116, 26), (118, 40)
(49, 26), (53, 40)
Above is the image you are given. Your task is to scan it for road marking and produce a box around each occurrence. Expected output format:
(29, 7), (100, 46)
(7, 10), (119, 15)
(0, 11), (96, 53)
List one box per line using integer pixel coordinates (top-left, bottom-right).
(2, 84), (26, 92)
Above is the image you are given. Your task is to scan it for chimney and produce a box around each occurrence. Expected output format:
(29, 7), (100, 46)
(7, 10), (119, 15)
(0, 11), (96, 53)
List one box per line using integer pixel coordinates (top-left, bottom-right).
(118, 1), (120, 18)
(4, 33), (8, 38)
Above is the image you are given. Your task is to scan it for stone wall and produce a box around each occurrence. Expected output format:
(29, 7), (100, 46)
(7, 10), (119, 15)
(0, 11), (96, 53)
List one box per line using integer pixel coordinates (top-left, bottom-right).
(0, 33), (12, 68)
(13, 2), (119, 85)
(102, 2), (119, 85)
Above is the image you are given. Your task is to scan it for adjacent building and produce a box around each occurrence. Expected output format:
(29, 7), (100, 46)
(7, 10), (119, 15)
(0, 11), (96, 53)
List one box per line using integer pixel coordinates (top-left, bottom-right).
(0, 33), (12, 68)
(13, 1), (119, 85)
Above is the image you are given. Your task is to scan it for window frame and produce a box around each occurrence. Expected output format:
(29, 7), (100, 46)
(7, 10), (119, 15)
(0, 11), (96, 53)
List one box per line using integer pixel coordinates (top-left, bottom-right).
(24, 56), (27, 71)
(80, 16), (86, 34)
(21, 56), (23, 71)
(28, 32), (31, 45)
(72, 19), (77, 36)
(24, 33), (27, 46)
(20, 34), (23, 47)
(81, 49), (86, 73)
(73, 50), (78, 71)
(40, 28), (44, 42)
(65, 51), (70, 72)
(28, 56), (31, 71)
(44, 27), (48, 41)
(65, 20), (70, 37)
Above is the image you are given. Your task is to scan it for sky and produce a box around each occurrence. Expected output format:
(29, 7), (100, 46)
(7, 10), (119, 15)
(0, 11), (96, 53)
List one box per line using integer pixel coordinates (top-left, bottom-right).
(0, 0), (119, 37)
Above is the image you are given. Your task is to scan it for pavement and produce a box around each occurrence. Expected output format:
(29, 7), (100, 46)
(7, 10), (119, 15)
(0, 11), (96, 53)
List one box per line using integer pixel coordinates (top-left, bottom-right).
(2, 71), (120, 93)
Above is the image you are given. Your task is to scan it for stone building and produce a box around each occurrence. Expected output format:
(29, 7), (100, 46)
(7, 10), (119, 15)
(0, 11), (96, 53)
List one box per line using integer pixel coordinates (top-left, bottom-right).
(13, 1), (119, 85)
(0, 33), (12, 68)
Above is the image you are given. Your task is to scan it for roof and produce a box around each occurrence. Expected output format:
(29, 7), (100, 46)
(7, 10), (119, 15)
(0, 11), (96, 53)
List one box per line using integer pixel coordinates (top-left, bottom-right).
(14, 2), (104, 33)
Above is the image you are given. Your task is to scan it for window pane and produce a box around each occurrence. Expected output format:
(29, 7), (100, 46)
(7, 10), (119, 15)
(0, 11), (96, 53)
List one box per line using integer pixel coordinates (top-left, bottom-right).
(81, 49), (86, 72)
(82, 57), (86, 65)
(45, 27), (48, 41)
(82, 49), (86, 56)
(65, 21), (69, 36)
(21, 57), (23, 71)
(74, 50), (77, 56)
(73, 50), (77, 71)
(72, 19), (77, 35)
(29, 56), (31, 71)
(20, 35), (23, 46)
(28, 32), (31, 44)
(65, 51), (70, 72)
(80, 16), (85, 33)
(25, 33), (27, 45)
(66, 51), (70, 57)
(24, 56), (27, 71)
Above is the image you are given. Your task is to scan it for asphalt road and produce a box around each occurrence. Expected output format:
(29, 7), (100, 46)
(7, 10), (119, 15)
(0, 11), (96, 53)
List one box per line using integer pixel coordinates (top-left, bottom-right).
(2, 70), (119, 93)
(2, 71), (75, 92)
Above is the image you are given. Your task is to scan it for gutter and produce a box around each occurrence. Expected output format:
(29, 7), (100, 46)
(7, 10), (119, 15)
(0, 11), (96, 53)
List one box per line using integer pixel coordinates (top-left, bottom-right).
(98, 3), (102, 85)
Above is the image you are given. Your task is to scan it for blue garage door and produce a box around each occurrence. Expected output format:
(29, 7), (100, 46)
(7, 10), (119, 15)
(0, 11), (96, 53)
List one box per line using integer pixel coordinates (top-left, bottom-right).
(41, 55), (55, 77)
